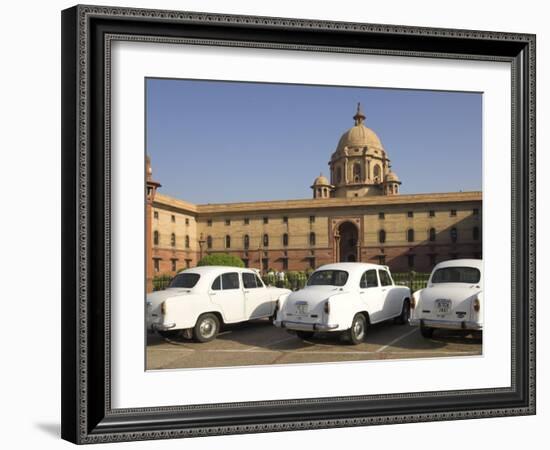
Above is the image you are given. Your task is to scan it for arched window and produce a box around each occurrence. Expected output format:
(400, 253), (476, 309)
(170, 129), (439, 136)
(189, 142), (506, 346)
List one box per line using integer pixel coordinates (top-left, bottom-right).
(243, 234), (250, 249)
(373, 164), (381, 182)
(450, 227), (458, 243)
(353, 163), (361, 182)
(225, 235), (231, 248)
(407, 228), (415, 242)
(309, 232), (316, 246)
(379, 229), (386, 244)
(429, 228), (436, 242)
(336, 167), (342, 184)
(170, 233), (176, 247)
(317, 188), (322, 197)
(473, 226), (480, 241)
(185, 235), (190, 248)
(153, 230), (159, 246)
(263, 234), (269, 247)
(206, 235), (212, 249)
(282, 233), (289, 246)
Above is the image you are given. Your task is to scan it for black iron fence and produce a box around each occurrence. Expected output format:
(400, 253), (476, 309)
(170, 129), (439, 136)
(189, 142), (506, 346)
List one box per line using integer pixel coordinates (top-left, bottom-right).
(152, 270), (430, 293)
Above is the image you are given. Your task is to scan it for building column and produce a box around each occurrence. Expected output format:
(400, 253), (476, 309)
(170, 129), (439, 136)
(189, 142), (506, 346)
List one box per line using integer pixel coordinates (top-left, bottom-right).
(364, 157), (369, 182)
(146, 156), (161, 293)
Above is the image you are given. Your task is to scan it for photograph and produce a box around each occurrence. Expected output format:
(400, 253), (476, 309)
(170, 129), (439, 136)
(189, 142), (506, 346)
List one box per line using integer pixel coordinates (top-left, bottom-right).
(144, 79), (484, 370)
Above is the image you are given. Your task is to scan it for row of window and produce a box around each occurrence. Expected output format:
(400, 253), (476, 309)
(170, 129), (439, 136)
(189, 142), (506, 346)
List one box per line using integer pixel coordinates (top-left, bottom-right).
(375, 252), (481, 268)
(209, 232), (317, 250)
(380, 226), (480, 243)
(153, 212), (192, 225)
(154, 226), (480, 249)
(210, 215), (316, 227)
(379, 208), (479, 220)
(153, 209), (479, 227)
(153, 231), (191, 248)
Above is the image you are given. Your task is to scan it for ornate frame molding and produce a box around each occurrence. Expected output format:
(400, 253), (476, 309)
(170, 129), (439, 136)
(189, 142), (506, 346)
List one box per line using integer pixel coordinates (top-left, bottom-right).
(61, 5), (535, 444)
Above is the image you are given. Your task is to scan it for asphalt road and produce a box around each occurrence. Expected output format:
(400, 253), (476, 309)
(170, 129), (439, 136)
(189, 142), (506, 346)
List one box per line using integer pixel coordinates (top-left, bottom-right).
(146, 319), (482, 370)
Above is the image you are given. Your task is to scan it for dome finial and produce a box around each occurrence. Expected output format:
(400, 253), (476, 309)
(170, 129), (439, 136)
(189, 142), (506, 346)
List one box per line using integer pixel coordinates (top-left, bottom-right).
(353, 102), (366, 125)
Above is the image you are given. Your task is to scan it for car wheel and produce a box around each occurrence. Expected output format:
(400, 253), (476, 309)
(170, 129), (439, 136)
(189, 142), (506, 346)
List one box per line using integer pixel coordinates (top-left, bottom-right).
(296, 331), (314, 340)
(346, 313), (367, 345)
(193, 313), (220, 343)
(394, 300), (411, 325)
(420, 324), (434, 338)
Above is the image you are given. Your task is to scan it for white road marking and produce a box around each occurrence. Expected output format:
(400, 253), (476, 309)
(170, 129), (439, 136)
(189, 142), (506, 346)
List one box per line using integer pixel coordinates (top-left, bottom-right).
(375, 327), (419, 353)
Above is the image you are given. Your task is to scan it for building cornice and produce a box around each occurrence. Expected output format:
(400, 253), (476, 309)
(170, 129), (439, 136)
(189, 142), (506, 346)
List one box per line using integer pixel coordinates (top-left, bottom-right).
(154, 191), (482, 216)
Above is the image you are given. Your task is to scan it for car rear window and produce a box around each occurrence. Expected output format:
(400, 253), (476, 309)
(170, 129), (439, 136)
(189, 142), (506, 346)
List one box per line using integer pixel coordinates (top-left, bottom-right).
(307, 270), (348, 287)
(168, 273), (200, 288)
(242, 272), (264, 289)
(431, 266), (481, 284)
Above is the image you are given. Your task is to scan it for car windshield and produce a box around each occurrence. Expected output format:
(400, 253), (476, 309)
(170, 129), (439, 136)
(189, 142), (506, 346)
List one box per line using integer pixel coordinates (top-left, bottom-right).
(431, 267), (481, 284)
(307, 270), (349, 287)
(168, 273), (200, 288)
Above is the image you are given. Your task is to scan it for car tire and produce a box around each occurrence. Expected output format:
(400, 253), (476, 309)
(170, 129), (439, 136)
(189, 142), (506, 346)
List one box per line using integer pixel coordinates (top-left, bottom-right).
(296, 331), (315, 340)
(394, 300), (411, 325)
(420, 324), (435, 338)
(346, 313), (367, 345)
(193, 313), (220, 343)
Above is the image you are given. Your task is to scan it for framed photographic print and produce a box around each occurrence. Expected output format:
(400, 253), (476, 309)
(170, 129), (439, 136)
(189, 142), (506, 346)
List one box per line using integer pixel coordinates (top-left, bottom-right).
(61, 4), (536, 444)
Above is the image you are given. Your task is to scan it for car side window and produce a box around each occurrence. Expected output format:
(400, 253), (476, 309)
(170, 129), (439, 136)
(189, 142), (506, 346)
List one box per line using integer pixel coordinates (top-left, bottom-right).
(242, 272), (258, 289)
(378, 270), (392, 286)
(211, 275), (222, 291)
(221, 272), (240, 290)
(255, 275), (264, 288)
(360, 269), (379, 288)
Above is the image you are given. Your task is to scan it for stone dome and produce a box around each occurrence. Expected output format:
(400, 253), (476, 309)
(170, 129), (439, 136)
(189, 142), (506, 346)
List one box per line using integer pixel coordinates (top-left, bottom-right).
(313, 174), (330, 186)
(385, 170), (400, 183)
(336, 124), (384, 152)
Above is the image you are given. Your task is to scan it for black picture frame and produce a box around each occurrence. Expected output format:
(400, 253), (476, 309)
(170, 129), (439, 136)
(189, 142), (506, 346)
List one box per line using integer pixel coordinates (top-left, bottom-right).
(61, 4), (536, 444)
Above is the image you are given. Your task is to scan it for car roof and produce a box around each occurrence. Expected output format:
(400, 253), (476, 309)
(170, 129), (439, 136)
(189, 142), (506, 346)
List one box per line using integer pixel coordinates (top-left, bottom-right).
(315, 262), (388, 274)
(177, 265), (256, 274)
(433, 259), (483, 270)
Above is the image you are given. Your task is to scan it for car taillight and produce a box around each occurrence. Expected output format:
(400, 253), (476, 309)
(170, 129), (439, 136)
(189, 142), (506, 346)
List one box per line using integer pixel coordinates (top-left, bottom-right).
(324, 301), (330, 314)
(473, 297), (480, 312)
(161, 302), (166, 315)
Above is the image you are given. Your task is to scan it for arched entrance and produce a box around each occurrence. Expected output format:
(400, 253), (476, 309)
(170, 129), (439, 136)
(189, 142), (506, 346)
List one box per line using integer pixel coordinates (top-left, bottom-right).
(337, 221), (359, 262)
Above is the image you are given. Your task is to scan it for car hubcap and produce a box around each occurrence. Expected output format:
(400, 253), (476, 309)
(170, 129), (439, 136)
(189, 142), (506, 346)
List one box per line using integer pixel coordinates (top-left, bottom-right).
(354, 318), (365, 340)
(200, 318), (216, 338)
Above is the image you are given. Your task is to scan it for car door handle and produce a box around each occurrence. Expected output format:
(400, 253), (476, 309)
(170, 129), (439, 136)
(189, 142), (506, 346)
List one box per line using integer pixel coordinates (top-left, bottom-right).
(209, 292), (217, 296)
(360, 291), (365, 294)
(243, 290), (250, 294)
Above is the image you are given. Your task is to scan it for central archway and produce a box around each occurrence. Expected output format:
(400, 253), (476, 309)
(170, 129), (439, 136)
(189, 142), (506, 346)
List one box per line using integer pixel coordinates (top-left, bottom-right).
(338, 221), (359, 262)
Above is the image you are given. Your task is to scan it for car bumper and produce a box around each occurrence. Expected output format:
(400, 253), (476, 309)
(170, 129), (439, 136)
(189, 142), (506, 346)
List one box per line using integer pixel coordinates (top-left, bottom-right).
(409, 318), (482, 331)
(275, 320), (339, 332)
(151, 322), (176, 331)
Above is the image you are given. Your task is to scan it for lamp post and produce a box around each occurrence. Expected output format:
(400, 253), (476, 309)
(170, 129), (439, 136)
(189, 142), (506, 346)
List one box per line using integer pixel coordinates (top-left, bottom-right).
(198, 233), (206, 262)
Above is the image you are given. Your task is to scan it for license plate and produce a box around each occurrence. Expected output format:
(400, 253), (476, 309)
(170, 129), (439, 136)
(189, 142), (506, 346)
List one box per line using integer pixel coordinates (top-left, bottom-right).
(435, 299), (451, 314)
(296, 302), (308, 315)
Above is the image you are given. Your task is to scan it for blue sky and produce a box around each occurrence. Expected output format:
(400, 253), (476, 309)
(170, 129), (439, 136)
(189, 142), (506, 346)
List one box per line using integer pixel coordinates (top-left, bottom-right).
(146, 78), (482, 204)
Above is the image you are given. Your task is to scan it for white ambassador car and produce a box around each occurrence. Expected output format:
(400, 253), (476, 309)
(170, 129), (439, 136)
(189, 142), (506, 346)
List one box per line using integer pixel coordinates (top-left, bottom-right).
(147, 266), (290, 342)
(410, 259), (483, 338)
(274, 263), (411, 344)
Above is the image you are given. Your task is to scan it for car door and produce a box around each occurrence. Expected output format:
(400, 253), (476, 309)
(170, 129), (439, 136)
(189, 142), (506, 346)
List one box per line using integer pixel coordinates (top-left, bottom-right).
(242, 272), (272, 319)
(209, 272), (245, 323)
(378, 269), (398, 319)
(358, 269), (385, 323)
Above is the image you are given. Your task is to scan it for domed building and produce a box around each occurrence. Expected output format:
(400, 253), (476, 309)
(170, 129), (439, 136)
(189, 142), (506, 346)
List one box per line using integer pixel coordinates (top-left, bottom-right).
(326, 103), (398, 198)
(147, 104), (482, 291)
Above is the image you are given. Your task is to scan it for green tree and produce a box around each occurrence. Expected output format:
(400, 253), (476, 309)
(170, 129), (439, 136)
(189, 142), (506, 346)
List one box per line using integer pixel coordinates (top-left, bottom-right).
(197, 253), (245, 268)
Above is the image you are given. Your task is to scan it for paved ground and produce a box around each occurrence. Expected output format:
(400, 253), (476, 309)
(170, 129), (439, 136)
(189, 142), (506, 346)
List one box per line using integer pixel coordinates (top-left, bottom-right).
(146, 319), (482, 370)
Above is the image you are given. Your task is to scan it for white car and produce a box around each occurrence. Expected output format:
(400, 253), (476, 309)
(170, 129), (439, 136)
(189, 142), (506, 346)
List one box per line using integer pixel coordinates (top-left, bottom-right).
(274, 263), (411, 344)
(409, 259), (483, 338)
(147, 266), (291, 342)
